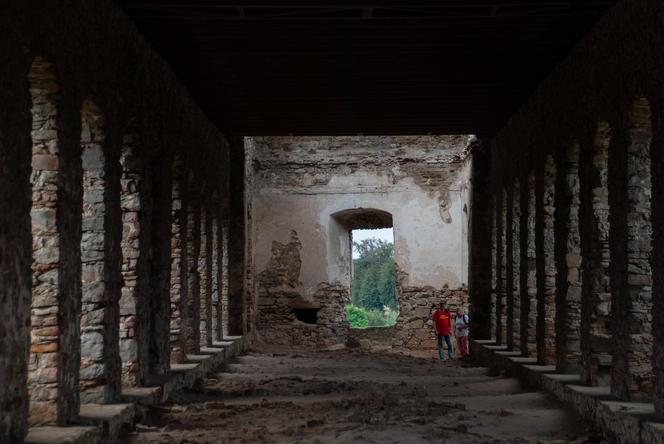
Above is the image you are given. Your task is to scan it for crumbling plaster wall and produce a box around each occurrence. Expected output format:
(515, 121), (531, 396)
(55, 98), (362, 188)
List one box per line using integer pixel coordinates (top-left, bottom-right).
(249, 136), (473, 349)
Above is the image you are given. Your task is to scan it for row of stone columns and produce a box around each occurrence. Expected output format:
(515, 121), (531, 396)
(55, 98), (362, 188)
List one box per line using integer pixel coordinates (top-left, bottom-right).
(15, 58), (238, 430)
(487, 98), (661, 410)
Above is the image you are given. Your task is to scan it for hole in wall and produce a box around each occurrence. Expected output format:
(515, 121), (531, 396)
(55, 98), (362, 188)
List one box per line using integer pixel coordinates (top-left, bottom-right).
(293, 308), (320, 324)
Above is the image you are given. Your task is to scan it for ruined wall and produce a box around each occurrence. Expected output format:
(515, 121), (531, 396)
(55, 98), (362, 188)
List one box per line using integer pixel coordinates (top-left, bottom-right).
(249, 136), (472, 349)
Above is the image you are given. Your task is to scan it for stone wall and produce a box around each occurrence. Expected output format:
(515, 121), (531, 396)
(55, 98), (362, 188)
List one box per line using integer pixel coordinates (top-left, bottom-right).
(249, 136), (473, 350)
(0, 1), (233, 440)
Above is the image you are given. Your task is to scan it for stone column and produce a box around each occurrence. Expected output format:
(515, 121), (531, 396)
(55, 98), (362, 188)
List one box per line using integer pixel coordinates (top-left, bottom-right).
(522, 173), (537, 356)
(0, 45), (31, 442)
(651, 100), (664, 416)
(222, 224), (230, 338)
(148, 151), (173, 376)
(184, 196), (201, 354)
(79, 100), (121, 404)
(609, 100), (654, 401)
(119, 137), (149, 386)
(555, 144), (583, 372)
(169, 158), (188, 363)
(468, 144), (493, 340)
(507, 177), (525, 350)
(199, 207), (214, 348)
(505, 184), (514, 350)
(500, 190), (508, 344)
(228, 139), (246, 336)
(493, 195), (503, 343)
(536, 157), (557, 365)
(211, 216), (221, 341)
(580, 123), (612, 386)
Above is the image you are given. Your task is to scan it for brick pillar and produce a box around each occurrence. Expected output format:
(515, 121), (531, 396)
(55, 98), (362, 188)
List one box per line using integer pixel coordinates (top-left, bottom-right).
(555, 144), (583, 373)
(185, 196), (201, 354)
(169, 158), (187, 363)
(609, 100), (654, 401)
(522, 173), (537, 356)
(536, 157), (557, 365)
(0, 44), (31, 442)
(651, 100), (664, 416)
(468, 143), (492, 340)
(228, 139), (246, 336)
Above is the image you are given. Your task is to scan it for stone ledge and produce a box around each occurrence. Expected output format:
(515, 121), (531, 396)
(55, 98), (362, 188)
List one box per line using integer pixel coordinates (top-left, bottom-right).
(472, 340), (664, 444)
(24, 336), (245, 444)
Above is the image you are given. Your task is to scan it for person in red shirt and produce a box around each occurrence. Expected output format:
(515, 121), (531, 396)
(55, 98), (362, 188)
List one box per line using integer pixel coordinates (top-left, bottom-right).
(432, 302), (454, 361)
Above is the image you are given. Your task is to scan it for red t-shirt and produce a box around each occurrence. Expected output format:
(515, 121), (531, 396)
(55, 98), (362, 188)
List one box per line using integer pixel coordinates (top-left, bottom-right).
(432, 309), (452, 335)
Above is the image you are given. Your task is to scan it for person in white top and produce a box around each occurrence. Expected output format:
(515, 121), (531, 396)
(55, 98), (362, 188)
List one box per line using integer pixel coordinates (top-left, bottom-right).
(455, 308), (470, 357)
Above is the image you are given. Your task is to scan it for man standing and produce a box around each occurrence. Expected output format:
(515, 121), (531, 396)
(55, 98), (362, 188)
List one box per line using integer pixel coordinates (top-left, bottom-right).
(432, 302), (454, 361)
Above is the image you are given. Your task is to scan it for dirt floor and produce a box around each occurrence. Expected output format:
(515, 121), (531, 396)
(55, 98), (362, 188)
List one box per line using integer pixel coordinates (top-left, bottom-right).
(126, 346), (603, 443)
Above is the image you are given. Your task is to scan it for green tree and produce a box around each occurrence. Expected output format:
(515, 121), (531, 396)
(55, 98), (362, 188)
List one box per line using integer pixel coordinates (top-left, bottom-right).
(351, 237), (398, 321)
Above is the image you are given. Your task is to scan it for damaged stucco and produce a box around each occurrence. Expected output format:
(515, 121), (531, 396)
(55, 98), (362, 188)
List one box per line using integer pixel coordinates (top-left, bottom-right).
(248, 136), (473, 347)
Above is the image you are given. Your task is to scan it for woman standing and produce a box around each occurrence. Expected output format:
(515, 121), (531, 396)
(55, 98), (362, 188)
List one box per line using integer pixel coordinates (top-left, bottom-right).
(455, 308), (470, 357)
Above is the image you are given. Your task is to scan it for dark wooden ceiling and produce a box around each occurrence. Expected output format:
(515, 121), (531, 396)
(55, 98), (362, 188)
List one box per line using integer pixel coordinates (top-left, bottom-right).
(119, 0), (616, 136)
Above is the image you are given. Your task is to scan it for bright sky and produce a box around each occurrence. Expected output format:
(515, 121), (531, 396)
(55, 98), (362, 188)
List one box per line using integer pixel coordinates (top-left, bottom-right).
(352, 228), (394, 259)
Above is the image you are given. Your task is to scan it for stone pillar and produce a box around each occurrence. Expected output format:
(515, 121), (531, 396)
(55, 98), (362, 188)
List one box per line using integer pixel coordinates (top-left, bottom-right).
(222, 224), (230, 338)
(522, 173), (537, 356)
(199, 207), (213, 348)
(169, 158), (188, 363)
(651, 100), (664, 416)
(79, 100), (121, 403)
(148, 152), (172, 376)
(505, 184), (514, 350)
(119, 137), (149, 386)
(500, 190), (508, 344)
(211, 216), (221, 341)
(507, 177), (525, 350)
(228, 139), (246, 336)
(185, 196), (201, 354)
(609, 100), (654, 401)
(468, 143), (493, 340)
(580, 122), (612, 386)
(0, 44), (31, 442)
(536, 157), (557, 365)
(494, 191), (505, 344)
(555, 144), (583, 372)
